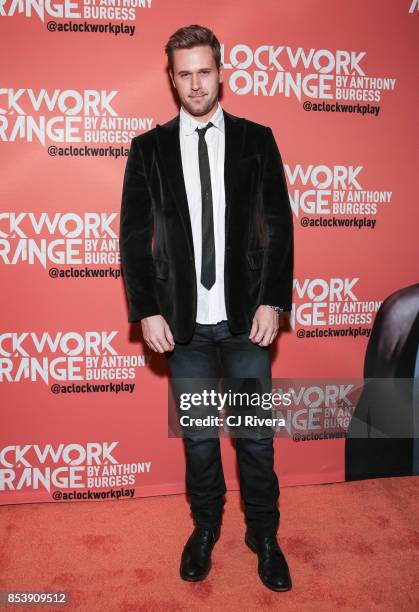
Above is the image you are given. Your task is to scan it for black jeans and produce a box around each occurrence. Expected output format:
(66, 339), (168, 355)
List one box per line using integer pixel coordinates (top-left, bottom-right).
(165, 320), (280, 536)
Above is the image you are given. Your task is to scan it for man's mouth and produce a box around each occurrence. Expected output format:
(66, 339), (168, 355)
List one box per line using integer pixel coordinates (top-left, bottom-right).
(190, 94), (206, 98)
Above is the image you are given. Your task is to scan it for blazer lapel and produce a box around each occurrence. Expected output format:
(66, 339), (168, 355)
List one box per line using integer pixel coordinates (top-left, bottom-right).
(155, 114), (194, 254)
(155, 108), (245, 254)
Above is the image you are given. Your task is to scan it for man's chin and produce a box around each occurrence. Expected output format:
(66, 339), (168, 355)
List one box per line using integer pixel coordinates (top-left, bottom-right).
(183, 97), (215, 117)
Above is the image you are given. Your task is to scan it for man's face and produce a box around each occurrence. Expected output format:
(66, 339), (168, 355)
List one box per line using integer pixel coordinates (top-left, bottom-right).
(169, 45), (223, 119)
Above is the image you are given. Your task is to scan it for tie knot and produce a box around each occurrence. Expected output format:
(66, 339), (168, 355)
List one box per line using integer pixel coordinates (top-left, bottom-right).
(196, 121), (214, 137)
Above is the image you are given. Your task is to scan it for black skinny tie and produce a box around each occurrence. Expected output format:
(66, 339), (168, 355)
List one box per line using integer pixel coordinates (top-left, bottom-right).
(196, 122), (215, 291)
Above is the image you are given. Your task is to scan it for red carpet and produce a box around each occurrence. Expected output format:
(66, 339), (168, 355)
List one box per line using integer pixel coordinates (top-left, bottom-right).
(1, 477), (418, 611)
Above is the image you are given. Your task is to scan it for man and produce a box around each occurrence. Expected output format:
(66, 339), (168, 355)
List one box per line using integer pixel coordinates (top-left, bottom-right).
(119, 24), (294, 592)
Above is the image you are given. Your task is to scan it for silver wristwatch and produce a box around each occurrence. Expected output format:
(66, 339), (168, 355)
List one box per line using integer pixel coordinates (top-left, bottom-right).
(265, 305), (285, 313)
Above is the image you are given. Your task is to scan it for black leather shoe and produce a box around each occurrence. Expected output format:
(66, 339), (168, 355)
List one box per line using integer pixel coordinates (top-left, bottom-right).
(245, 530), (292, 592)
(180, 525), (221, 581)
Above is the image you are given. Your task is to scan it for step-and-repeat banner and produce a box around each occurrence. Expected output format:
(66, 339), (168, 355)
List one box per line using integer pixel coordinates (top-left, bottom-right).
(1, 1), (418, 504)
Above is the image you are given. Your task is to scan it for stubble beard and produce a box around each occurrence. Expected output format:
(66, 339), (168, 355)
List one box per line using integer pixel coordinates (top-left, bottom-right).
(182, 92), (218, 119)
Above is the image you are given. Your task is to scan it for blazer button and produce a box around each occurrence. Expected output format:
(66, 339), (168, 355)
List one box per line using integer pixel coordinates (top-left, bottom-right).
(189, 255), (193, 261)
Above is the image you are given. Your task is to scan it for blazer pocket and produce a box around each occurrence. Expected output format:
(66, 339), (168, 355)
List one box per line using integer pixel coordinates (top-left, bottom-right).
(246, 248), (265, 270)
(153, 256), (169, 279)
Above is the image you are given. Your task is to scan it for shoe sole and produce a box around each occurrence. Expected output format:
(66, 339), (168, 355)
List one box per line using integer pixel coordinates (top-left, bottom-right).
(244, 535), (292, 592)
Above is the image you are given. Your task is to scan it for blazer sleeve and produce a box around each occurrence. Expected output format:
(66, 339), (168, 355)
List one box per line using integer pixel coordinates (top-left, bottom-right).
(257, 127), (294, 311)
(119, 136), (161, 322)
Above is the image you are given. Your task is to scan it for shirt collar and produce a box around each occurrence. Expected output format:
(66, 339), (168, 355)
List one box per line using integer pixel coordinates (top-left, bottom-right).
(179, 101), (224, 136)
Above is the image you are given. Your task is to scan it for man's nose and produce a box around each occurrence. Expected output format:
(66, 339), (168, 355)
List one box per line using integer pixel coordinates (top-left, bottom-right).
(190, 73), (202, 90)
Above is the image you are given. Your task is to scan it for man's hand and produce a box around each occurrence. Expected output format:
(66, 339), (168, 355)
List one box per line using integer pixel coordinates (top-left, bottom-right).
(141, 315), (175, 353)
(249, 305), (279, 347)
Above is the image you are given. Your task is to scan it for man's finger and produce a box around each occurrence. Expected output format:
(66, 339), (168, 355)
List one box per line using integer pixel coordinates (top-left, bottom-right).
(146, 338), (158, 352)
(249, 318), (258, 341)
(157, 334), (173, 352)
(254, 323), (269, 344)
(258, 327), (274, 346)
(165, 325), (175, 347)
(151, 337), (166, 353)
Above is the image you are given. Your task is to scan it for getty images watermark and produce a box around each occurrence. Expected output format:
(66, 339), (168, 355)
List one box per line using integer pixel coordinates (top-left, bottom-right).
(177, 388), (288, 430)
(167, 378), (417, 440)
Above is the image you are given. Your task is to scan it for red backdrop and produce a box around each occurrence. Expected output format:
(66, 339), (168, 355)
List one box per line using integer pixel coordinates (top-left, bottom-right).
(1, 0), (418, 504)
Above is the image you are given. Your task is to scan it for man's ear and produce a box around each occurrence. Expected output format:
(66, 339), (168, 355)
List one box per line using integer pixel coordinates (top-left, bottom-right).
(169, 70), (176, 89)
(218, 63), (224, 83)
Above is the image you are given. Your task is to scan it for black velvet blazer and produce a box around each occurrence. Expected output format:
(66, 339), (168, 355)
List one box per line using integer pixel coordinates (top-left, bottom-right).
(119, 108), (294, 343)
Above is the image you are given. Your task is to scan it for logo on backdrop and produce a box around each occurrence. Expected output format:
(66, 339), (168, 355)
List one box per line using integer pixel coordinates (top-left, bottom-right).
(0, 329), (150, 388)
(221, 43), (396, 114)
(286, 163), (392, 228)
(292, 277), (382, 338)
(0, 88), (153, 151)
(0, 211), (121, 277)
(0, 441), (151, 493)
(270, 381), (357, 439)
(0, 0), (154, 36)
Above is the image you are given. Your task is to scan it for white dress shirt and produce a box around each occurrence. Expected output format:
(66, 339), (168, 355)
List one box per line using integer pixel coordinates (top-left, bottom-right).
(179, 101), (228, 324)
